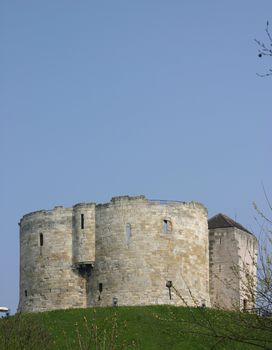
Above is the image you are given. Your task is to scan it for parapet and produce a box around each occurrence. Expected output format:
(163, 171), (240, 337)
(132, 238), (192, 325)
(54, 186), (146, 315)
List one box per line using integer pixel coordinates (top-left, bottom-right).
(73, 202), (96, 208)
(110, 195), (146, 203)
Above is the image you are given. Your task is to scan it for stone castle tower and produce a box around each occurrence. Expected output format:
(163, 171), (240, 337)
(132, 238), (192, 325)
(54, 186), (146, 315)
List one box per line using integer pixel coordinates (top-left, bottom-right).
(18, 195), (257, 313)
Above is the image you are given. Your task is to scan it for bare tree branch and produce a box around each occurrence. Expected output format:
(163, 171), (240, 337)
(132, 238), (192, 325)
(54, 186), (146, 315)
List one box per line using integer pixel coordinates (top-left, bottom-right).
(256, 21), (272, 77)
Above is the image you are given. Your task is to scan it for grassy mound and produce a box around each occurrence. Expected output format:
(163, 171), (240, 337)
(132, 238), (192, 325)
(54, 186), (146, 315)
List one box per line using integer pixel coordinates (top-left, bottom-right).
(1, 306), (271, 349)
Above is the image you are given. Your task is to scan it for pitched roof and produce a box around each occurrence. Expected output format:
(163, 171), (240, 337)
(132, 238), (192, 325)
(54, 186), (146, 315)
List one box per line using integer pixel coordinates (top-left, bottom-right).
(208, 213), (252, 234)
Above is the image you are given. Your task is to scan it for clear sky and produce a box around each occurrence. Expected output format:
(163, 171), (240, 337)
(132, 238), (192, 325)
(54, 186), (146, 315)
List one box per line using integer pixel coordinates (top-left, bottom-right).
(0, 1), (271, 313)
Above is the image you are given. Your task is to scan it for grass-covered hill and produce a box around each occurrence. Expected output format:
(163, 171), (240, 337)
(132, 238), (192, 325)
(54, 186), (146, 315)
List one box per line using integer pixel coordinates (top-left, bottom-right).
(0, 306), (271, 349)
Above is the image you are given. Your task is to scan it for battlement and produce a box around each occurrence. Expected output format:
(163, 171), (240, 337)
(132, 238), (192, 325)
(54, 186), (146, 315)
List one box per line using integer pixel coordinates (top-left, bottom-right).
(111, 195), (146, 203)
(73, 202), (96, 208)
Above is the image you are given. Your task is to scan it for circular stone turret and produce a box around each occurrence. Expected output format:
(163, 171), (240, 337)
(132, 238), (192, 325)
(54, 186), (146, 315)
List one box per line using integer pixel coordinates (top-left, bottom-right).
(88, 196), (210, 307)
(18, 207), (87, 312)
(72, 203), (96, 265)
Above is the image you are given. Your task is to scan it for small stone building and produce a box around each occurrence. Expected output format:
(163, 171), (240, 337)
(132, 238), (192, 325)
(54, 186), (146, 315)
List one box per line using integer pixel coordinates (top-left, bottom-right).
(208, 213), (258, 310)
(17, 195), (257, 313)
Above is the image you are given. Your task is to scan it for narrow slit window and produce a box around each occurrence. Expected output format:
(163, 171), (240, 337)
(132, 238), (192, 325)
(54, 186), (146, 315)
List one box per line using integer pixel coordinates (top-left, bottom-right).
(219, 237), (222, 244)
(99, 283), (103, 293)
(81, 214), (84, 229)
(219, 264), (222, 272)
(166, 281), (172, 300)
(163, 220), (172, 234)
(39, 233), (43, 247)
(24, 290), (28, 297)
(126, 223), (132, 244)
(243, 299), (248, 311)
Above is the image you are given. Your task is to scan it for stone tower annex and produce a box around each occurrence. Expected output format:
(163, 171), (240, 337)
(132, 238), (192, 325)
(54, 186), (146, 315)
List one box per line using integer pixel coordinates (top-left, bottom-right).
(18, 195), (257, 313)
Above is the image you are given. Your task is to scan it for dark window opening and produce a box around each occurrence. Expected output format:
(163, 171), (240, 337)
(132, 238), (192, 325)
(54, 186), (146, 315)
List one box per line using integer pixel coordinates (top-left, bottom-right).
(243, 299), (248, 311)
(219, 264), (222, 272)
(163, 220), (172, 234)
(81, 214), (84, 229)
(24, 290), (27, 297)
(98, 283), (103, 293)
(39, 233), (43, 246)
(219, 237), (222, 244)
(166, 280), (172, 300)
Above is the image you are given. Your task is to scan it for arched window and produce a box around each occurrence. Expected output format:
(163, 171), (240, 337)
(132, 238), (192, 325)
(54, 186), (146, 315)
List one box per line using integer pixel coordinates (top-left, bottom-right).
(126, 223), (132, 244)
(163, 220), (172, 234)
(39, 233), (44, 247)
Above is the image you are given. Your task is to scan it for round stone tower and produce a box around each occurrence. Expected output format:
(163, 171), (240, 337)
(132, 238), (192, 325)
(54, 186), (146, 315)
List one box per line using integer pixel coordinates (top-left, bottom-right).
(18, 206), (88, 312)
(88, 196), (210, 307)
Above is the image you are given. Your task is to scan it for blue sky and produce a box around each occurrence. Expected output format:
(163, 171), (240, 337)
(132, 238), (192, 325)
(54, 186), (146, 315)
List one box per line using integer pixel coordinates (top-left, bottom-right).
(0, 1), (271, 313)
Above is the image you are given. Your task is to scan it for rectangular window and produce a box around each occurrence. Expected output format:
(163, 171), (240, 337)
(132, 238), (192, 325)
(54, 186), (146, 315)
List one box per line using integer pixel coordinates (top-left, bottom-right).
(126, 223), (132, 244)
(81, 214), (84, 229)
(24, 290), (28, 297)
(40, 233), (44, 246)
(99, 283), (103, 293)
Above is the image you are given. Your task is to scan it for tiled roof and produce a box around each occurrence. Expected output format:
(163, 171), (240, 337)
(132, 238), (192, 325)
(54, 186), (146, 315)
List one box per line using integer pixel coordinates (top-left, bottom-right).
(208, 213), (252, 234)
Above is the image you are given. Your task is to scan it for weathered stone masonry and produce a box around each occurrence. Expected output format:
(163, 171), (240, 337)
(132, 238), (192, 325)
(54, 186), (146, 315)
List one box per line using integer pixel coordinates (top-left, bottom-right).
(18, 196), (257, 313)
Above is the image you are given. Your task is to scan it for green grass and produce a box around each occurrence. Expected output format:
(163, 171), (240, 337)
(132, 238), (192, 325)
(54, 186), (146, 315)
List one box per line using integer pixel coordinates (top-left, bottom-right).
(1, 306), (272, 349)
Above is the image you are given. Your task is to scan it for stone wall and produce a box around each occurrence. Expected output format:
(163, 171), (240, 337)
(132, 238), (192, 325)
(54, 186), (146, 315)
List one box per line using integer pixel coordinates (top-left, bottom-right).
(72, 203), (96, 265)
(18, 207), (87, 312)
(209, 227), (239, 309)
(237, 228), (258, 310)
(89, 196), (210, 307)
(209, 227), (257, 310)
